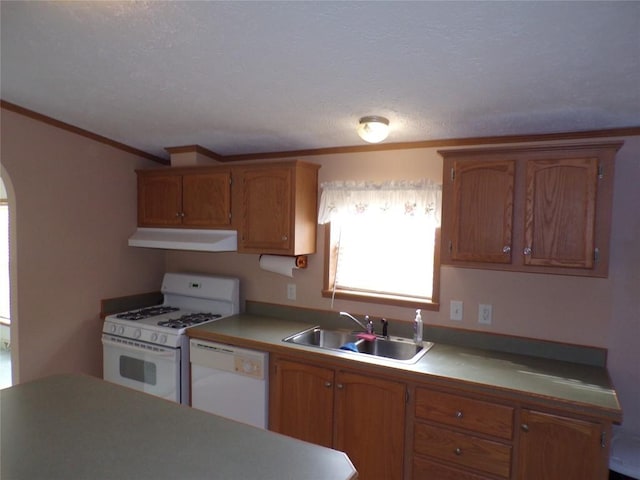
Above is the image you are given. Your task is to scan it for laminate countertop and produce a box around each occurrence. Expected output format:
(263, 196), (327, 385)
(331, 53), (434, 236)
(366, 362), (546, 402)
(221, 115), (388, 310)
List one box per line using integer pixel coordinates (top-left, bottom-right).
(188, 314), (622, 422)
(0, 374), (357, 480)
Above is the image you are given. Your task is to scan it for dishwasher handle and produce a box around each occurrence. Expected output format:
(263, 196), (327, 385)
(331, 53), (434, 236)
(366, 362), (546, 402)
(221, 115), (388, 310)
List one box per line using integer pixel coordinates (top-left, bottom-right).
(190, 339), (267, 381)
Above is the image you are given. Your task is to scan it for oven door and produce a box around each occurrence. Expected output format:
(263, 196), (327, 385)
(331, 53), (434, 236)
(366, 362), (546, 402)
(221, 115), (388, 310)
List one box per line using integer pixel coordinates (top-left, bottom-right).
(102, 334), (181, 403)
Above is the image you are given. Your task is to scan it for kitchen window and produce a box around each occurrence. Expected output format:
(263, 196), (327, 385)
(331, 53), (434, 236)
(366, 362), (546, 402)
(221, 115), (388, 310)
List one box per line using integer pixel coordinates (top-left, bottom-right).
(319, 179), (441, 310)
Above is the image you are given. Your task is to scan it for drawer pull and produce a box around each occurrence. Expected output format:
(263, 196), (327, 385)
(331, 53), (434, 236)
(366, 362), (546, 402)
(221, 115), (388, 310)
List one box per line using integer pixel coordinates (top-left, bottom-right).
(454, 447), (462, 456)
(521, 423), (529, 432)
(455, 410), (464, 419)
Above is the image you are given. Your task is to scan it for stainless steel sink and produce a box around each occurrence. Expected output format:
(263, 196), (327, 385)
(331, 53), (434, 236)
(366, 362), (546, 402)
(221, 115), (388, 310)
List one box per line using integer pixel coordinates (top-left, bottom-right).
(283, 326), (434, 364)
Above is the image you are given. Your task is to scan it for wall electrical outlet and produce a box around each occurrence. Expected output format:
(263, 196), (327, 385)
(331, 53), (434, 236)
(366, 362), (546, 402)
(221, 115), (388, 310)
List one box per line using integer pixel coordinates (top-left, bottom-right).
(479, 304), (493, 325)
(287, 283), (296, 301)
(450, 300), (463, 321)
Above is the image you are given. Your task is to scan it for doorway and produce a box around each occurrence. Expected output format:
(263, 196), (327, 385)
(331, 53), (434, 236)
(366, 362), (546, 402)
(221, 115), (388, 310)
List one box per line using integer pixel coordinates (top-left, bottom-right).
(0, 178), (11, 388)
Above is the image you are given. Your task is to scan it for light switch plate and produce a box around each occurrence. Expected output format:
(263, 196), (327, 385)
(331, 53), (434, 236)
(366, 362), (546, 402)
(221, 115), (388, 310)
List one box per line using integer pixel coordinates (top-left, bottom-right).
(450, 300), (463, 321)
(287, 283), (296, 300)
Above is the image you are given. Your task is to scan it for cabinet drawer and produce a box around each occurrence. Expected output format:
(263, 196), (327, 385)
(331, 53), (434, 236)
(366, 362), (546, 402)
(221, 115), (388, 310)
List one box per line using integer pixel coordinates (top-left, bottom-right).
(413, 456), (494, 480)
(415, 388), (514, 439)
(414, 423), (512, 478)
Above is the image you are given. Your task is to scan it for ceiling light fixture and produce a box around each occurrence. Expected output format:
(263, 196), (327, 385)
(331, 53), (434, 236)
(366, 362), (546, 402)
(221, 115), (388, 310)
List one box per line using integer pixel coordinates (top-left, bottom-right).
(357, 116), (390, 143)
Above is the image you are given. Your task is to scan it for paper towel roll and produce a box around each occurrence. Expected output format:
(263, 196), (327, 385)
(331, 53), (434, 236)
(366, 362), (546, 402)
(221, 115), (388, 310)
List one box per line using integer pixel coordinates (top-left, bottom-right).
(259, 255), (305, 277)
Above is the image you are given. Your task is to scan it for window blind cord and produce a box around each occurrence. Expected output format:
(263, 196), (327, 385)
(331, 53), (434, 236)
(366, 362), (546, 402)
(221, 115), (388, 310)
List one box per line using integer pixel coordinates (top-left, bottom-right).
(331, 226), (343, 309)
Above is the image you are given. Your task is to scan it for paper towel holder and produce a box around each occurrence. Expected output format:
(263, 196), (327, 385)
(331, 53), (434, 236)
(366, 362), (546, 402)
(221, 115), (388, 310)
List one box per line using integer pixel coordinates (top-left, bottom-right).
(259, 254), (307, 269)
(294, 255), (308, 269)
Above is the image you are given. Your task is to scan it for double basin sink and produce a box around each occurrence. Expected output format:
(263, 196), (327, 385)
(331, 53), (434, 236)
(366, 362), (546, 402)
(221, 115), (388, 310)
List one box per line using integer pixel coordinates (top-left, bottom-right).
(283, 326), (434, 364)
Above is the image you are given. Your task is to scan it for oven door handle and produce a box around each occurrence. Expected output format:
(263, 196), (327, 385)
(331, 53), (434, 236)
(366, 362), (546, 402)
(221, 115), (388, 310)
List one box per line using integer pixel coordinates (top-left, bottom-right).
(101, 335), (177, 358)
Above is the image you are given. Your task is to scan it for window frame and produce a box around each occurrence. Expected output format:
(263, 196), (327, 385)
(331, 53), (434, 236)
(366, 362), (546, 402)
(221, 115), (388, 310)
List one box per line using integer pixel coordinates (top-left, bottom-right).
(321, 223), (441, 311)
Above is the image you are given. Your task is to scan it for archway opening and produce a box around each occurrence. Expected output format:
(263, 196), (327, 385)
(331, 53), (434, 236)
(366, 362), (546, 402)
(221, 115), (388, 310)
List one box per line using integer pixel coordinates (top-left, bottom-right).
(0, 178), (11, 388)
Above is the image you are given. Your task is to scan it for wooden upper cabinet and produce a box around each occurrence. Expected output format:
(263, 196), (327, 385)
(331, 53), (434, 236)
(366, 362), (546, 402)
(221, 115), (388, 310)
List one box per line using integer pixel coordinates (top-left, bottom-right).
(440, 142), (622, 277)
(524, 158), (597, 268)
(235, 161), (320, 255)
(138, 173), (183, 227)
(181, 172), (231, 227)
(517, 409), (609, 480)
(451, 160), (515, 263)
(137, 168), (231, 228)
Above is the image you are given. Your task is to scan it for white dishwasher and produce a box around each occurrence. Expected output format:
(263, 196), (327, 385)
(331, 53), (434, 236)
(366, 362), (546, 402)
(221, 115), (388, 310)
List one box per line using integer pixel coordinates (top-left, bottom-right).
(190, 339), (268, 429)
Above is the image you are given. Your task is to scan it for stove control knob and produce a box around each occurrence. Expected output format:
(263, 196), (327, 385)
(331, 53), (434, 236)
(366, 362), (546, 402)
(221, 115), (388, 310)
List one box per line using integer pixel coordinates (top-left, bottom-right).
(133, 329), (142, 339)
(110, 325), (117, 334)
(117, 326), (125, 336)
(159, 334), (167, 344)
(151, 333), (158, 342)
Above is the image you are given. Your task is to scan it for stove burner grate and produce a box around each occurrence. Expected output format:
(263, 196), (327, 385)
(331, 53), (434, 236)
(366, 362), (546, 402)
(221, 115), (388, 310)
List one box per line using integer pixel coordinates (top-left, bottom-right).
(116, 306), (179, 321)
(158, 313), (222, 329)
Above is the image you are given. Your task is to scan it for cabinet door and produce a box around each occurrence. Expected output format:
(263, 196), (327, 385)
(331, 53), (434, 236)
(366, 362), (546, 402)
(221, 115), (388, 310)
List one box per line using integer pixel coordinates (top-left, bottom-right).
(335, 371), (406, 480)
(240, 167), (293, 252)
(182, 171), (231, 227)
(138, 173), (183, 226)
(524, 158), (598, 268)
(269, 359), (334, 448)
(518, 409), (607, 480)
(450, 160), (515, 263)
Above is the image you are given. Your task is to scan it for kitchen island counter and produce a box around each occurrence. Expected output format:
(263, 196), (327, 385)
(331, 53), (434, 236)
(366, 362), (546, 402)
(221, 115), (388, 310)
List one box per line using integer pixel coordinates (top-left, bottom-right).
(0, 374), (357, 480)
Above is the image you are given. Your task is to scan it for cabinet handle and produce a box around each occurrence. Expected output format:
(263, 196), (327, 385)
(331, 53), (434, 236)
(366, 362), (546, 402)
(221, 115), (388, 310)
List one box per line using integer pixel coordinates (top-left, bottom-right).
(521, 423), (529, 432)
(281, 235), (288, 241)
(337, 383), (344, 389)
(502, 246), (511, 254)
(454, 447), (462, 456)
(455, 410), (463, 419)
(523, 247), (532, 256)
(324, 381), (332, 388)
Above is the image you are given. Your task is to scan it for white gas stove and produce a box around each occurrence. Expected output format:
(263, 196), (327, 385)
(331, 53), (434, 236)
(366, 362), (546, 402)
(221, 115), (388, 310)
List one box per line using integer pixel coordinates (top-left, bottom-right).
(102, 272), (240, 404)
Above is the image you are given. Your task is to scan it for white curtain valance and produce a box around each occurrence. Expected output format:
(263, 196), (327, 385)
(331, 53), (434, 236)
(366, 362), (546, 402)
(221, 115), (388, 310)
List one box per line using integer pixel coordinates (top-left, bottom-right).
(318, 179), (442, 225)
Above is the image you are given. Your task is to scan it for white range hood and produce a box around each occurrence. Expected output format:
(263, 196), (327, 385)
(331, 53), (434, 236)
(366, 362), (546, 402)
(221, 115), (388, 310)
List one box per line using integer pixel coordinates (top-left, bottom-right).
(128, 228), (238, 252)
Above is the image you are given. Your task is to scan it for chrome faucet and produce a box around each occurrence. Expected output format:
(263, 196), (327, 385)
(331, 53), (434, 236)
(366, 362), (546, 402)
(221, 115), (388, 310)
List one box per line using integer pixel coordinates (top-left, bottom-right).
(340, 311), (374, 334)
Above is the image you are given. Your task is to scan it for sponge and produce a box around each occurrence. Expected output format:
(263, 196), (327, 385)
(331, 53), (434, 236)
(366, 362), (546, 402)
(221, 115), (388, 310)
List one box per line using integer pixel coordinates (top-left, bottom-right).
(356, 332), (377, 342)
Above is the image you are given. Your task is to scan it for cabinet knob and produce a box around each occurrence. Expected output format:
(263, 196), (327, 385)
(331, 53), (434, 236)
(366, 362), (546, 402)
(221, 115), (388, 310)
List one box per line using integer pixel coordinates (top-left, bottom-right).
(455, 410), (463, 419)
(521, 423), (529, 432)
(454, 447), (462, 456)
(337, 383), (344, 389)
(324, 381), (332, 388)
(281, 235), (288, 241)
(523, 247), (532, 256)
(502, 246), (511, 254)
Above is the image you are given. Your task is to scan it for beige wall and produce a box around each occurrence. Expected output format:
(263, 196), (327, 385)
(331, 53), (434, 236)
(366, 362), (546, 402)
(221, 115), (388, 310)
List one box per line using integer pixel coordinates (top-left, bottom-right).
(0, 108), (165, 383)
(1, 105), (637, 432)
(167, 138), (640, 433)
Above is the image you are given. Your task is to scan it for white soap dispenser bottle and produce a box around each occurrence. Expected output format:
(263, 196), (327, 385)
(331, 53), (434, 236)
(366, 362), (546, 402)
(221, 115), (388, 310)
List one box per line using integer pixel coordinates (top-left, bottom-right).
(413, 309), (423, 345)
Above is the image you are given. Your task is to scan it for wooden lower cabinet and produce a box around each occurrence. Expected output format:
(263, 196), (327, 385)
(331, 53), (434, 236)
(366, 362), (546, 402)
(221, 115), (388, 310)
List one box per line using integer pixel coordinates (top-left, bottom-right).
(413, 456), (495, 480)
(414, 423), (512, 478)
(411, 386), (612, 480)
(269, 358), (334, 448)
(412, 386), (513, 479)
(517, 409), (609, 480)
(270, 357), (406, 480)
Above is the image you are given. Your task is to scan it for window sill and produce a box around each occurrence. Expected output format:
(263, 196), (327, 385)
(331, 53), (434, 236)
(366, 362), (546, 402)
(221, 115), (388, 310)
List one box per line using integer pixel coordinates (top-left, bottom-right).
(321, 289), (439, 311)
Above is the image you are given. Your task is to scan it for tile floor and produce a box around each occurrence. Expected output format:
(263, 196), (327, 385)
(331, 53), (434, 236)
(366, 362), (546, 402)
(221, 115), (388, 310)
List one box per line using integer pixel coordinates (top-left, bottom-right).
(0, 348), (12, 389)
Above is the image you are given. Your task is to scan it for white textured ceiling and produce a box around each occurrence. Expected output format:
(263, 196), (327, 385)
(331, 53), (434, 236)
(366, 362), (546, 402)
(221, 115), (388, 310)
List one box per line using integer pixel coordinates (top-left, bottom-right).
(1, 1), (639, 160)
